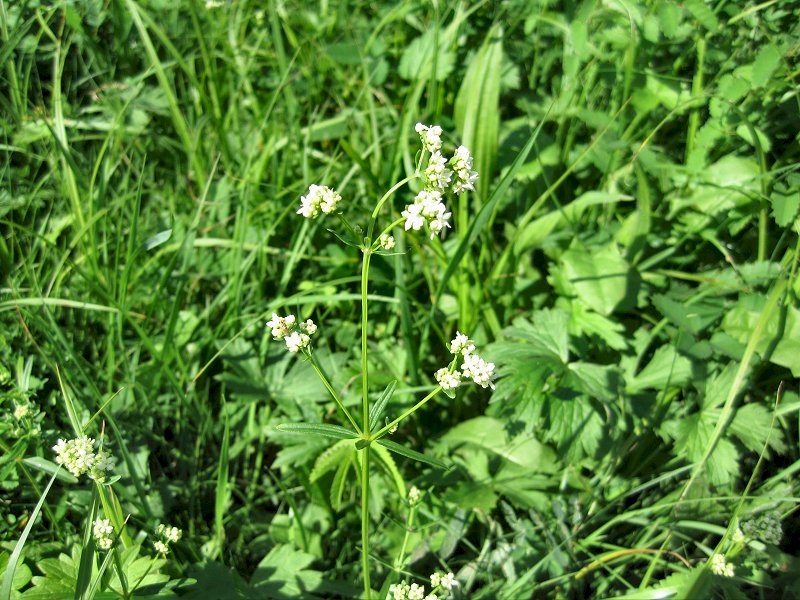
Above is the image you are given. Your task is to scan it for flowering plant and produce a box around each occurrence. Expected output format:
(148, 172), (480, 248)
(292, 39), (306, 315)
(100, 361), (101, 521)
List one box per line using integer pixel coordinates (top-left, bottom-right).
(273, 124), (489, 598)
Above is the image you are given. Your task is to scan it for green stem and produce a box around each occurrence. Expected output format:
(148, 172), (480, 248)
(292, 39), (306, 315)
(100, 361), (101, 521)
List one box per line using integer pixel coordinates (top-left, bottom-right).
(304, 349), (362, 434)
(361, 445), (371, 599)
(372, 386), (442, 441)
(371, 217), (406, 251)
(361, 250), (372, 430)
(367, 174), (418, 240)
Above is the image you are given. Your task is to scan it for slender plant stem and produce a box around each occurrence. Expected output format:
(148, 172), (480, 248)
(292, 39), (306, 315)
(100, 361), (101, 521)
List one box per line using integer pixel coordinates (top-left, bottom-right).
(304, 350), (362, 434)
(372, 386), (442, 440)
(367, 174), (417, 240)
(361, 444), (371, 599)
(360, 239), (373, 599)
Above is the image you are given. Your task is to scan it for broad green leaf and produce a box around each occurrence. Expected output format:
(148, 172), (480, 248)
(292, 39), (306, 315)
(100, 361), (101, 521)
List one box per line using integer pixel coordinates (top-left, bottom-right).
(669, 155), (760, 218)
(770, 184), (800, 227)
(673, 413), (739, 485)
(560, 243), (631, 316)
(566, 362), (619, 402)
(684, 0), (718, 31)
(497, 310), (570, 365)
(441, 417), (557, 472)
(546, 395), (605, 461)
(721, 294), (800, 376)
(750, 43), (781, 89)
(652, 294), (724, 336)
(627, 345), (693, 393)
(275, 423), (358, 440)
(570, 303), (628, 351)
(730, 403), (785, 454)
(398, 29), (454, 82)
(250, 544), (323, 598)
(657, 1), (681, 39)
(514, 191), (631, 253)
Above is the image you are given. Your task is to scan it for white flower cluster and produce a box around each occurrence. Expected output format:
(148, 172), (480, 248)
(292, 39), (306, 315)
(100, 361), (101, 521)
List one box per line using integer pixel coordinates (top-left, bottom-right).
(266, 313), (318, 352)
(380, 233), (396, 250)
(404, 124), (479, 239)
(93, 518), (114, 551)
(153, 522), (182, 555)
(408, 485), (421, 506)
(450, 145), (478, 194)
(401, 190), (452, 240)
(297, 184), (342, 219)
(388, 571), (456, 600)
(415, 123), (443, 153)
(709, 553), (735, 577)
(435, 331), (495, 391)
(53, 436), (115, 480)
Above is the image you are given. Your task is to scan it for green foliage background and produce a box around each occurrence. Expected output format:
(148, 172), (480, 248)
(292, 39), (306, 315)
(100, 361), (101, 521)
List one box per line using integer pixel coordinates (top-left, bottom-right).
(1, 0), (799, 597)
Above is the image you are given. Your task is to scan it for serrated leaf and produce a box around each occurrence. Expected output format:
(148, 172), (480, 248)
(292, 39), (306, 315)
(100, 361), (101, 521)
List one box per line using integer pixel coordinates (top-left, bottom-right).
(398, 29), (454, 82)
(722, 294), (800, 376)
(250, 544), (323, 598)
(560, 243), (631, 316)
(571, 304), (628, 351)
(729, 403), (785, 454)
(627, 345), (693, 393)
(750, 43), (781, 89)
(674, 413), (739, 485)
(441, 417), (557, 471)
(658, 1), (680, 39)
(372, 444), (405, 498)
(566, 362), (619, 402)
(612, 565), (710, 599)
(770, 186), (799, 227)
(309, 440), (355, 483)
(500, 310), (570, 364)
(684, 0), (718, 31)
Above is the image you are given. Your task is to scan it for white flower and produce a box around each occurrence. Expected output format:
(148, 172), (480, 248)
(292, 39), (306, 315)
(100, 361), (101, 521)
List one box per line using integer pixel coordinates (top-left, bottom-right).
(402, 202), (425, 231)
(266, 313), (295, 340)
(424, 595), (438, 600)
(93, 518), (114, 551)
(450, 146), (478, 194)
(425, 151), (452, 190)
(297, 184), (342, 218)
(408, 583), (425, 600)
(389, 582), (410, 600)
(379, 234), (395, 250)
(284, 331), (310, 353)
(13, 404), (30, 420)
(153, 540), (170, 555)
(461, 353), (495, 389)
(709, 553), (734, 577)
(301, 319), (317, 335)
(448, 331), (475, 356)
(156, 523), (182, 543)
(91, 449), (115, 480)
(402, 190), (451, 239)
(439, 572), (456, 590)
(415, 123), (443, 153)
(53, 436), (114, 479)
(408, 486), (421, 505)
(435, 368), (461, 390)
